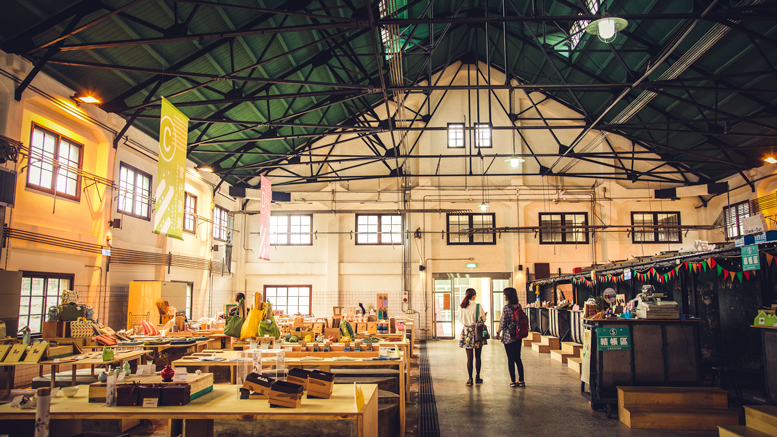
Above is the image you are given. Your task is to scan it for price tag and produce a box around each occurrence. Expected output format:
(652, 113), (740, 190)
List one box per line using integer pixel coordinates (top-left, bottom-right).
(142, 398), (159, 408)
(173, 373), (188, 383)
(136, 367), (144, 376)
(51, 387), (60, 397)
(117, 372), (126, 382)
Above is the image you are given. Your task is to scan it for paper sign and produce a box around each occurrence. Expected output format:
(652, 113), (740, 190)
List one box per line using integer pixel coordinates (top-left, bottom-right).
(105, 374), (117, 407)
(0, 345), (11, 361)
(51, 387), (60, 397)
(117, 372), (126, 382)
(742, 245), (760, 271)
(24, 342), (48, 363)
(136, 366), (145, 376)
(443, 294), (451, 311)
(5, 344), (27, 363)
(173, 373), (188, 383)
(11, 395), (24, 408)
(354, 383), (364, 411)
(142, 398), (159, 408)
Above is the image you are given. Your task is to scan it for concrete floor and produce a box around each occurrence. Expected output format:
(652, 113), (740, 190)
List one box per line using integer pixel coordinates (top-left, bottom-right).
(426, 340), (718, 437)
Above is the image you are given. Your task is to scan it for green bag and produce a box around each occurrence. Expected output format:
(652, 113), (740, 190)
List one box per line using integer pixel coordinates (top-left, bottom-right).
(258, 302), (281, 339)
(340, 320), (354, 339)
(101, 346), (114, 362)
(224, 299), (246, 338)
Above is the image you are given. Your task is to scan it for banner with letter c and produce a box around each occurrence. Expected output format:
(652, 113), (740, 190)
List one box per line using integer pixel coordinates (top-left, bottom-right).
(259, 175), (271, 261)
(153, 97), (188, 240)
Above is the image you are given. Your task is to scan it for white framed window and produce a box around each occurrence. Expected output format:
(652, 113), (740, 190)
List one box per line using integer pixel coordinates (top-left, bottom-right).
(27, 124), (82, 200)
(539, 213), (589, 244)
(19, 272), (73, 335)
(213, 205), (229, 242)
(264, 285), (311, 316)
(270, 215), (313, 245)
(475, 123), (491, 148)
(183, 192), (197, 233)
(117, 162), (152, 220)
(356, 214), (403, 245)
(448, 123), (465, 148)
(724, 201), (750, 239)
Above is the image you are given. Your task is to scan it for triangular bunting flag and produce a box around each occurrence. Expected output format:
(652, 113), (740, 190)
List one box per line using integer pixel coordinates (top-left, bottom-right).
(716, 265), (722, 275)
(767, 253), (774, 266)
(752, 270), (756, 276)
(744, 271), (750, 280)
(709, 258), (716, 269)
(684, 262), (689, 270)
(723, 270), (728, 280)
(702, 262), (707, 272)
(737, 271), (743, 283)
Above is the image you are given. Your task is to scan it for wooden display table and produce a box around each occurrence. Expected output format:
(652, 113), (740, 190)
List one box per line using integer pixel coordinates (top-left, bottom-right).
(751, 325), (777, 403)
(0, 383), (378, 437)
(2, 350), (151, 396)
(172, 350), (406, 437)
(109, 340), (209, 363)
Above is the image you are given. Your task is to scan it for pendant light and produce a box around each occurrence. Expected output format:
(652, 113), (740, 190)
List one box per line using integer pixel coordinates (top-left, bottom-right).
(505, 88), (524, 168)
(585, 13), (628, 44)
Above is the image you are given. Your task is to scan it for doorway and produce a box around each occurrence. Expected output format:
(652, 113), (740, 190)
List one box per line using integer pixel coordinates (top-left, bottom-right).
(432, 273), (511, 339)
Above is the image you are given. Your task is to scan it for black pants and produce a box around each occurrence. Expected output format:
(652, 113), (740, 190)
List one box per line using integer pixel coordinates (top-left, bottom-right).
(504, 341), (524, 383)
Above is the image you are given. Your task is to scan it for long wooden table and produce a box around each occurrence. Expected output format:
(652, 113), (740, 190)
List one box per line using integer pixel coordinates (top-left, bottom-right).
(109, 340), (209, 363)
(2, 350), (151, 395)
(0, 383), (378, 437)
(172, 350), (406, 437)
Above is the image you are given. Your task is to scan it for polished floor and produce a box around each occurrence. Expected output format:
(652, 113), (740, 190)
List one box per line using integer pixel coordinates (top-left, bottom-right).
(426, 340), (718, 437)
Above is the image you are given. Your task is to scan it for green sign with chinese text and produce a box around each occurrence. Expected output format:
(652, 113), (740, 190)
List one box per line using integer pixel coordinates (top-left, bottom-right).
(595, 327), (631, 351)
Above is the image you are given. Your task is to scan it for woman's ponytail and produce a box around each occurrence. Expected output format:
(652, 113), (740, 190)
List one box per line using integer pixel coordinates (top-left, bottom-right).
(460, 288), (476, 308)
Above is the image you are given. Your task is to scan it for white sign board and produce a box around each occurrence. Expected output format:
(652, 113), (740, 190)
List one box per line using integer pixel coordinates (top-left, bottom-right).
(742, 214), (767, 235)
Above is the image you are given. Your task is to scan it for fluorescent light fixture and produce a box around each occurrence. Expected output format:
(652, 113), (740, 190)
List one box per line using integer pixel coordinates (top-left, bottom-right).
(197, 165), (214, 173)
(765, 157), (777, 164)
(466, 263), (477, 268)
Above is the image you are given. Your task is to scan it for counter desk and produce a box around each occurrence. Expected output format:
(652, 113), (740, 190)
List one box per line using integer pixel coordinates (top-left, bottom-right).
(0, 383), (378, 437)
(581, 318), (702, 415)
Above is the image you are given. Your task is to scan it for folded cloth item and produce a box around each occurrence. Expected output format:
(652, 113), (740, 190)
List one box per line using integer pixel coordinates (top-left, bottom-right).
(117, 340), (143, 347)
(361, 337), (382, 343)
(190, 336), (209, 342)
(92, 334), (118, 346)
(332, 356), (357, 361)
(143, 339), (172, 346)
(170, 338), (196, 345)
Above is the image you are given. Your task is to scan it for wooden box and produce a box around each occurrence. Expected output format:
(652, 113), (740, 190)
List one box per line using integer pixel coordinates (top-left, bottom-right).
(286, 368), (310, 390)
(44, 342), (82, 360)
(160, 384), (191, 406)
(269, 381), (303, 408)
(242, 374), (274, 399)
(367, 322), (378, 334)
(306, 370), (334, 399)
(324, 328), (340, 342)
(88, 373), (213, 403)
(356, 323), (368, 334)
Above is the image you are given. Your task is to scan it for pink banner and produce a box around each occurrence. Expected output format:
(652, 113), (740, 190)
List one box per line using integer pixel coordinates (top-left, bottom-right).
(259, 175), (271, 261)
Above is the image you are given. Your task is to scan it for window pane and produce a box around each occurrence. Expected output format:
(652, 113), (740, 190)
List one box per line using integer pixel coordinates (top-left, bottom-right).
(475, 123), (491, 148)
(31, 278), (44, 296)
(448, 123), (464, 148)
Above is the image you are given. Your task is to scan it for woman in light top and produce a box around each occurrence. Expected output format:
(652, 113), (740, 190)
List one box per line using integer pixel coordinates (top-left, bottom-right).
(458, 287), (487, 386)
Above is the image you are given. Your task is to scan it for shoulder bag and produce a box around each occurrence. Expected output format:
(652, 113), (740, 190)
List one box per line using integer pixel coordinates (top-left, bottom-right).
(224, 298), (246, 338)
(474, 304), (490, 342)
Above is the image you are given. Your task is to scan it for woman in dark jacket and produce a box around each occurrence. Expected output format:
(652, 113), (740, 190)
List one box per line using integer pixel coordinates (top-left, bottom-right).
(228, 292), (245, 316)
(496, 287), (525, 387)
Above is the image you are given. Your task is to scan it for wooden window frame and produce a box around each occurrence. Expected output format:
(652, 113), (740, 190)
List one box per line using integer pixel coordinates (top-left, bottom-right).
(263, 285), (312, 316)
(447, 123), (465, 148)
(724, 201), (750, 240)
(117, 162), (153, 220)
(270, 214), (313, 246)
(474, 122), (492, 148)
(355, 214), (404, 245)
(539, 212), (589, 244)
(26, 123), (83, 201)
(631, 211), (682, 244)
(19, 271), (74, 335)
(446, 213), (497, 245)
(213, 205), (229, 242)
(183, 192), (197, 234)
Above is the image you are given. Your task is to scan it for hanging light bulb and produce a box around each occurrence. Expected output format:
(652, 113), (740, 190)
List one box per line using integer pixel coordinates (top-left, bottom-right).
(506, 156), (525, 168)
(585, 15), (628, 44)
(479, 202), (489, 211)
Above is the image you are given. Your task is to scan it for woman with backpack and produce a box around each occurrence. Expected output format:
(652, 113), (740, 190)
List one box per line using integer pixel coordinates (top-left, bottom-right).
(458, 287), (487, 386)
(496, 287), (526, 387)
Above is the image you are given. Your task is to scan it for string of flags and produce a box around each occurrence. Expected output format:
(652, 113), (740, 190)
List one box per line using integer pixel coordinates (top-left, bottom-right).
(572, 253), (775, 287)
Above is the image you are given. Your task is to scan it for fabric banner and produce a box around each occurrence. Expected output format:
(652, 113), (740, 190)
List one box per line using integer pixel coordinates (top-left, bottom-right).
(153, 98), (188, 240)
(259, 175), (271, 260)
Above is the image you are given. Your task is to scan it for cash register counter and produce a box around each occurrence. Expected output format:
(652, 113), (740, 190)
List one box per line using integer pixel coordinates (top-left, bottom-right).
(581, 318), (702, 411)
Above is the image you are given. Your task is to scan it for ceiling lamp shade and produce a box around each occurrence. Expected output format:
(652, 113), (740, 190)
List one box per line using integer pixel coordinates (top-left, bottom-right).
(478, 202), (489, 212)
(585, 16), (628, 43)
(506, 156), (525, 168)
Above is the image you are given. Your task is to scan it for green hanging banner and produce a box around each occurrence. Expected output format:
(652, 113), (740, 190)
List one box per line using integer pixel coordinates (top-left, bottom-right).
(153, 98), (189, 241)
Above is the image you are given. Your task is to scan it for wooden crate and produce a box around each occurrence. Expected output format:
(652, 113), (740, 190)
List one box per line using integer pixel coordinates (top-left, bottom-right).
(44, 342), (82, 360)
(242, 380), (273, 399)
(307, 371), (334, 399)
(88, 373), (213, 403)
